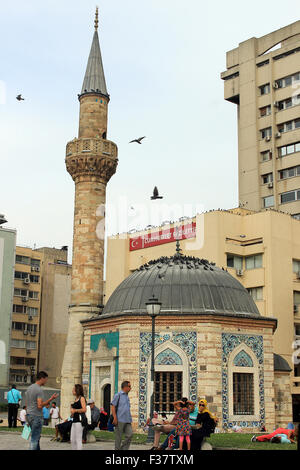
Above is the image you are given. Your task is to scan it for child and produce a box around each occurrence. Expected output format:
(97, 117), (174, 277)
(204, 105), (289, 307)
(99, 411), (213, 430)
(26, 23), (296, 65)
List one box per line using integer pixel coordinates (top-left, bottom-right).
(18, 406), (27, 426)
(174, 398), (192, 451)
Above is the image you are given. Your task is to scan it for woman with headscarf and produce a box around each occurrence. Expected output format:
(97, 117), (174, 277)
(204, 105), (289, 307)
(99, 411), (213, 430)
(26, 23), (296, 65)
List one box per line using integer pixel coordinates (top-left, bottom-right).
(190, 399), (217, 450)
(99, 407), (109, 430)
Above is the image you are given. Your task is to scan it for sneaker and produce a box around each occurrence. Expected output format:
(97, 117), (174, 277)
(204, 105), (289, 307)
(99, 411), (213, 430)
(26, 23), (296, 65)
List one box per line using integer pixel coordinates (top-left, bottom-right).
(251, 435), (256, 442)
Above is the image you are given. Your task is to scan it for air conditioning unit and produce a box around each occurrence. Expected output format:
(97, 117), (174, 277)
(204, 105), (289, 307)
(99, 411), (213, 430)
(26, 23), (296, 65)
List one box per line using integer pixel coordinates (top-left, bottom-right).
(23, 330), (28, 336)
(274, 101), (280, 108)
(268, 182), (273, 189)
(28, 315), (33, 321)
(26, 349), (31, 354)
(265, 136), (271, 142)
(30, 331), (36, 337)
(236, 269), (243, 276)
(273, 81), (279, 89)
(35, 266), (40, 272)
(23, 277), (30, 285)
(22, 296), (29, 302)
(275, 132), (281, 138)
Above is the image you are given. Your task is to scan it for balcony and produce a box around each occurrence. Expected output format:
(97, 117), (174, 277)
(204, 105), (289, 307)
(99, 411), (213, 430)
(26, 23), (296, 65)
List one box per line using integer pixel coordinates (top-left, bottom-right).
(66, 138), (118, 159)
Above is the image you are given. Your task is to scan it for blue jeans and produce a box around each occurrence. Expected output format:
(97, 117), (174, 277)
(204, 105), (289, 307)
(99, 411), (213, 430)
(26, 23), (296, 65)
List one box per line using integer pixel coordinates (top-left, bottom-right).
(27, 415), (43, 450)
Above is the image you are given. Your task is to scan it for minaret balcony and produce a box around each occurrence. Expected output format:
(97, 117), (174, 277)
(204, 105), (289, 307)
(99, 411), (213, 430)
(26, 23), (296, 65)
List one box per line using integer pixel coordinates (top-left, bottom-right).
(65, 137), (118, 182)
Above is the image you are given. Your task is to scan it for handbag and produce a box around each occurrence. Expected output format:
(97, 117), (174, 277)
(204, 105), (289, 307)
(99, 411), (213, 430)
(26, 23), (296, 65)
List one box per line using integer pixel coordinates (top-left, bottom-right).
(79, 412), (88, 427)
(21, 424), (31, 440)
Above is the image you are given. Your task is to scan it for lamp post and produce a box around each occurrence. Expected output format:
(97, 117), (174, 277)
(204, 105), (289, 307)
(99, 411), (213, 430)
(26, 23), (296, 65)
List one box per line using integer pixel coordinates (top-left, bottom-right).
(145, 294), (161, 443)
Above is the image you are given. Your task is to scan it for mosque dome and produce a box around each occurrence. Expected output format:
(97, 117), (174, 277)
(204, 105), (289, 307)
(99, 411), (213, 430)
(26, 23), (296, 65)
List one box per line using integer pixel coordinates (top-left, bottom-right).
(102, 245), (260, 318)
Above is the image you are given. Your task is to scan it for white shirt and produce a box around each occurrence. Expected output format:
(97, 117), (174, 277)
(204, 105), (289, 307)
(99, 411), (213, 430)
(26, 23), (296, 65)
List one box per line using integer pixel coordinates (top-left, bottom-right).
(50, 407), (59, 419)
(20, 409), (26, 422)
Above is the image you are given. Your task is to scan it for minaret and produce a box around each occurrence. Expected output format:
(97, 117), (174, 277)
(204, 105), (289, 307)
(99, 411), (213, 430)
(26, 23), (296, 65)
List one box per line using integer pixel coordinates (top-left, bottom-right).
(60, 8), (118, 417)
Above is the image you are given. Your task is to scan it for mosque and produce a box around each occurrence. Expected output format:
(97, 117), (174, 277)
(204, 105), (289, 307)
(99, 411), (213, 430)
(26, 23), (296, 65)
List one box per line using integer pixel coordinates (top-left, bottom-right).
(60, 10), (293, 430)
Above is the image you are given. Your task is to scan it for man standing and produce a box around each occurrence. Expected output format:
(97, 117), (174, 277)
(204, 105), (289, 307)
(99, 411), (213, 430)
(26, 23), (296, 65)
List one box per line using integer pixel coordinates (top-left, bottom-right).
(7, 385), (22, 428)
(25, 371), (58, 450)
(49, 402), (61, 428)
(111, 381), (133, 450)
(82, 399), (100, 442)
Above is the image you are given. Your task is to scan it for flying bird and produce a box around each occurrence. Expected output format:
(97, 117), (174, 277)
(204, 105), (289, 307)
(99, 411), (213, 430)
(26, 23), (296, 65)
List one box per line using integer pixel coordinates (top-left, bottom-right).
(16, 94), (25, 101)
(129, 136), (146, 144)
(151, 186), (163, 200)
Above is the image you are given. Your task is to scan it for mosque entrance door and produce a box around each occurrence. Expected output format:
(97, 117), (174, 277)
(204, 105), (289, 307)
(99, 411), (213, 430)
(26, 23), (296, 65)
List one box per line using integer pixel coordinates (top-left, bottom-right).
(103, 383), (111, 414)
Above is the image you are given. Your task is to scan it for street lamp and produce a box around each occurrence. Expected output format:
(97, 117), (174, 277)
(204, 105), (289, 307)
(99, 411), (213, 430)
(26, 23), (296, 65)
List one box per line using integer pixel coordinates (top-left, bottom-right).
(145, 294), (161, 443)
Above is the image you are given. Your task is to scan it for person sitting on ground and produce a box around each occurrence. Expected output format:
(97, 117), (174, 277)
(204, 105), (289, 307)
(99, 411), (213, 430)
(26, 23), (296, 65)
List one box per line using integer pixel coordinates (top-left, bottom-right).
(270, 434), (296, 444)
(251, 426), (297, 443)
(190, 399), (217, 451)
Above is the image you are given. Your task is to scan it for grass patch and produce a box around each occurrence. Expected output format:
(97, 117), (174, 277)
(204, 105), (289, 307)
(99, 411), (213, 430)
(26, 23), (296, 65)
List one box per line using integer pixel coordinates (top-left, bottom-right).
(0, 426), (296, 450)
(207, 433), (297, 450)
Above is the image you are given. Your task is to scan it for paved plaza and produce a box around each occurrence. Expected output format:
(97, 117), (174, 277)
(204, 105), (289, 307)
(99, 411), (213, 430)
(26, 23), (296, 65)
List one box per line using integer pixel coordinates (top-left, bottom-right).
(0, 430), (150, 451)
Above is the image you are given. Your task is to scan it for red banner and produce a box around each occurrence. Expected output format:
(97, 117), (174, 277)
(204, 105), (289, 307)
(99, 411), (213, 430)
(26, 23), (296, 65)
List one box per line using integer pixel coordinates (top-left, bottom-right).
(129, 222), (196, 251)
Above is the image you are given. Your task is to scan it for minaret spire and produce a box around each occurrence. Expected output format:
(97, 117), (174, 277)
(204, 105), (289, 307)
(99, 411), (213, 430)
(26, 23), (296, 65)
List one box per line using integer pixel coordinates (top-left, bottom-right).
(80, 6), (109, 99)
(94, 6), (99, 31)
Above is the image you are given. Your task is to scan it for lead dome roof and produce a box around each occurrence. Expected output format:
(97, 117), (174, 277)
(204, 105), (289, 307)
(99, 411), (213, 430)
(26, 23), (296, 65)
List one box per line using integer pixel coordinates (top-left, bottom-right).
(102, 249), (260, 318)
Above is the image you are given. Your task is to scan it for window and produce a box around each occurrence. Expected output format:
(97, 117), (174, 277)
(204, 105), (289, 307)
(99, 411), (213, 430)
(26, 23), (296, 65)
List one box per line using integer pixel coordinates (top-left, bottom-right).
(10, 339), (26, 349)
(294, 291), (300, 305)
(259, 105), (271, 117)
(278, 119), (300, 134)
(233, 373), (254, 415)
(26, 341), (36, 350)
(279, 166), (300, 180)
(14, 271), (30, 280)
(16, 255), (30, 265)
(30, 259), (40, 267)
(263, 195), (274, 208)
(245, 254), (262, 270)
(13, 305), (27, 314)
(247, 287), (263, 301)
(154, 372), (182, 412)
(27, 307), (38, 316)
(280, 190), (300, 204)
(262, 173), (273, 184)
(259, 83), (270, 95)
(260, 127), (272, 139)
(28, 291), (39, 300)
(293, 260), (300, 273)
(278, 141), (300, 157)
(29, 275), (39, 283)
(227, 254), (243, 270)
(261, 150), (272, 162)
(292, 214), (300, 220)
(14, 288), (28, 297)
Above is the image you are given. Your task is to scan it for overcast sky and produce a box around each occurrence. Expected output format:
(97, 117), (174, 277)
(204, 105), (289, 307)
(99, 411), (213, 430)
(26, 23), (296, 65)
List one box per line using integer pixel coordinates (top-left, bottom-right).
(1, 0), (299, 263)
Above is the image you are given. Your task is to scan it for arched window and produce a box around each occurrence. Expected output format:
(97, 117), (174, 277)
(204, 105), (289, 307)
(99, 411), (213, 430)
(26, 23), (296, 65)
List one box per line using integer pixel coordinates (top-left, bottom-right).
(228, 346), (259, 419)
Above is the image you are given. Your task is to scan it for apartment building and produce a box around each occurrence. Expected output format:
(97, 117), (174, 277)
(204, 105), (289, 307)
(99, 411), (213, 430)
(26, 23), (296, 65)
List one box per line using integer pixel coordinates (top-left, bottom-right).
(221, 20), (300, 216)
(105, 208), (300, 419)
(9, 246), (71, 388)
(10, 247), (43, 385)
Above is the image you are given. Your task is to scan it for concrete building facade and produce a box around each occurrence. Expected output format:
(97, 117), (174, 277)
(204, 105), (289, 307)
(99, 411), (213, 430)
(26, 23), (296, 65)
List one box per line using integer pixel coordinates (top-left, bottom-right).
(221, 20), (300, 216)
(9, 245), (71, 390)
(0, 226), (16, 388)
